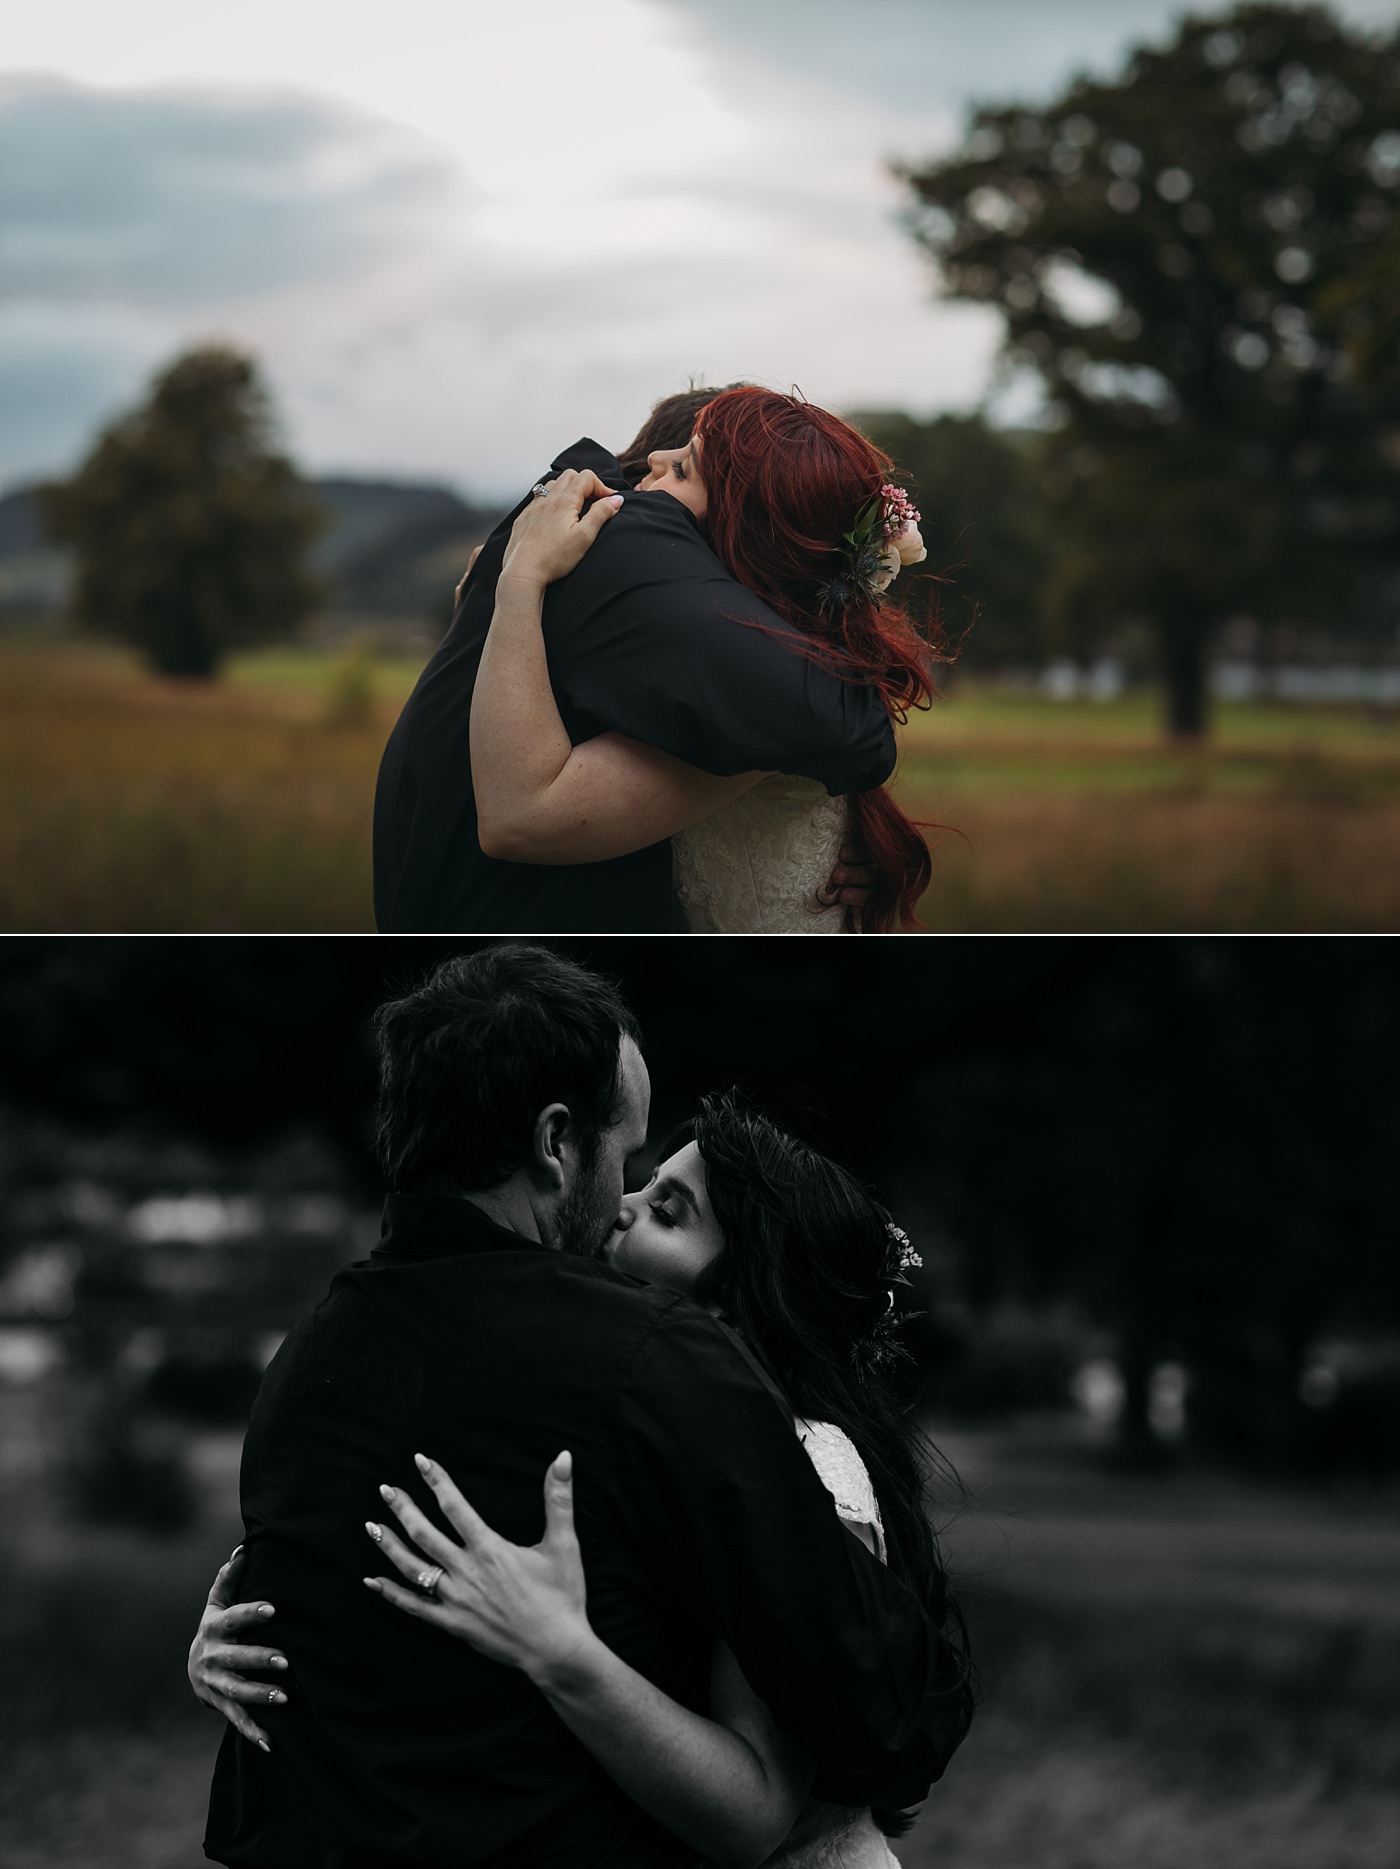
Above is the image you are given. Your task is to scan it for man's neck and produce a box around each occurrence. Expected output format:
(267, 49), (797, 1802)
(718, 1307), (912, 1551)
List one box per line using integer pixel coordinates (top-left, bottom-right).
(464, 1178), (553, 1248)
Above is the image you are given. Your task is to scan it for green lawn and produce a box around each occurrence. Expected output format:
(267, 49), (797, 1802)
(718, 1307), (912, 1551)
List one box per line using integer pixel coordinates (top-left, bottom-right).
(3, 638), (1397, 932)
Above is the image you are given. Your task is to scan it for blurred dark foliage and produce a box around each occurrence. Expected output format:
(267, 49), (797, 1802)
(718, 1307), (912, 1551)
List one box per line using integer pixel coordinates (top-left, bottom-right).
(849, 413), (1052, 668)
(900, 3), (1400, 737)
(0, 937), (1396, 1474)
(40, 345), (326, 678)
(68, 1408), (199, 1536)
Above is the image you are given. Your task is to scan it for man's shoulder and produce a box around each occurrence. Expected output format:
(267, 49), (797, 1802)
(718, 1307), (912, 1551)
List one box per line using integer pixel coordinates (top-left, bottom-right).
(337, 1244), (689, 1337)
(559, 500), (800, 654)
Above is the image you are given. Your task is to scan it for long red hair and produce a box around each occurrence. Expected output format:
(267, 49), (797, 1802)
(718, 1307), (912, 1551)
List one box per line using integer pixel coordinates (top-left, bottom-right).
(693, 387), (938, 931)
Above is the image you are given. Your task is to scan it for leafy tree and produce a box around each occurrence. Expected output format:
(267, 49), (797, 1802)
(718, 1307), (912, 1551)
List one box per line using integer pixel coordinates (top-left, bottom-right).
(43, 346), (325, 677)
(899, 3), (1400, 737)
(850, 411), (1051, 667)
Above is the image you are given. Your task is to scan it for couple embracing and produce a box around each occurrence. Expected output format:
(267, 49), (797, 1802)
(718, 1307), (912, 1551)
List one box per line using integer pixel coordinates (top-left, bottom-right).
(192, 946), (974, 1867)
(373, 387), (937, 936)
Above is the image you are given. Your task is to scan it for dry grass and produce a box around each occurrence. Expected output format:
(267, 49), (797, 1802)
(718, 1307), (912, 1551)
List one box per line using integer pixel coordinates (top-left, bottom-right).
(3, 1416), (1398, 1869)
(3, 639), (1398, 932)
(911, 792), (1400, 932)
(0, 644), (388, 931)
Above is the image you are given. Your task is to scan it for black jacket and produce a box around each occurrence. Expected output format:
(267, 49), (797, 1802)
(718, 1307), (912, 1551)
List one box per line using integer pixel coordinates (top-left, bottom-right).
(205, 1196), (969, 1869)
(372, 442), (895, 933)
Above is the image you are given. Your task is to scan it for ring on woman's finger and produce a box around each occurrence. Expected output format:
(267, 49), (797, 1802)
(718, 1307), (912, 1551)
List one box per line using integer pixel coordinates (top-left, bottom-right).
(530, 483), (549, 499)
(416, 1564), (445, 1598)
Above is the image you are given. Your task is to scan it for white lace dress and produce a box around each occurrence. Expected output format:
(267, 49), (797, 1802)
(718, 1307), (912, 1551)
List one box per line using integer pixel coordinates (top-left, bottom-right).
(756, 1420), (901, 1869)
(673, 776), (849, 934)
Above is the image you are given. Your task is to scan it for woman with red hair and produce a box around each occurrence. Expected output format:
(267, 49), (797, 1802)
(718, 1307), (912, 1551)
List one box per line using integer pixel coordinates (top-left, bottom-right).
(474, 387), (936, 932)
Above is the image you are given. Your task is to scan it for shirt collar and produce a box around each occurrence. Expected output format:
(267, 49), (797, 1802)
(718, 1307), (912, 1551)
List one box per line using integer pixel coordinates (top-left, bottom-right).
(372, 1192), (553, 1264)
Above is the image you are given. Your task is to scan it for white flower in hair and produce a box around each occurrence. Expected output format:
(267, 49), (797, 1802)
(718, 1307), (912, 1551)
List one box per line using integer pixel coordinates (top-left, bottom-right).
(886, 1222), (922, 1272)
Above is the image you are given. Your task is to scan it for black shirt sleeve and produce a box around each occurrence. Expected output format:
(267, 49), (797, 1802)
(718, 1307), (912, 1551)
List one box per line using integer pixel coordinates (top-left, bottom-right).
(533, 443), (896, 796)
(606, 1301), (970, 1806)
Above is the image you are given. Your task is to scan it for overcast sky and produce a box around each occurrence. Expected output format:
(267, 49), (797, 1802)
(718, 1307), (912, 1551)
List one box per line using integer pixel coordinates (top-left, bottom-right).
(3, 0), (1397, 496)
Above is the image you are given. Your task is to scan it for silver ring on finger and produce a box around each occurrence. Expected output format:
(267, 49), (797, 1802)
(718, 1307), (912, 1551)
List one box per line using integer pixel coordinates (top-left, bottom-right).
(416, 1564), (444, 1598)
(530, 483), (549, 499)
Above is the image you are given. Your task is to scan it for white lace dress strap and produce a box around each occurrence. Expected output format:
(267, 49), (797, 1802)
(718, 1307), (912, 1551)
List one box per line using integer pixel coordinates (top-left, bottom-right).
(795, 1418), (886, 1564)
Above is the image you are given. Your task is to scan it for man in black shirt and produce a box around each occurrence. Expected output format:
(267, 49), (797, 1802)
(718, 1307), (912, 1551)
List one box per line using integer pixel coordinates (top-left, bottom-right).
(372, 424), (894, 933)
(201, 948), (969, 1868)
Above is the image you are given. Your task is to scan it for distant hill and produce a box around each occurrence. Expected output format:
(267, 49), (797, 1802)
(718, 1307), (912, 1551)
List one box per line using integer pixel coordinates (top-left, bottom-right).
(0, 484), (70, 611)
(0, 477), (507, 623)
(309, 478), (504, 619)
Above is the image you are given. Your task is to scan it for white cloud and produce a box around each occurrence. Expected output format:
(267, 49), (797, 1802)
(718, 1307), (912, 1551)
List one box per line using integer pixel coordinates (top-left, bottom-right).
(3, 0), (1393, 494)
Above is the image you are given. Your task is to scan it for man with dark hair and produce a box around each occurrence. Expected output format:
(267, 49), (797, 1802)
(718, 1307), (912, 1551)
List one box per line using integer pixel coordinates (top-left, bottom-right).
(373, 391), (885, 932)
(199, 947), (965, 1869)
(372, 944), (643, 1203)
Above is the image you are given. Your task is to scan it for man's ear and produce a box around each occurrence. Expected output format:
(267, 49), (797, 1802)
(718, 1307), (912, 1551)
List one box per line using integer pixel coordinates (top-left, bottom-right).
(531, 1102), (575, 1191)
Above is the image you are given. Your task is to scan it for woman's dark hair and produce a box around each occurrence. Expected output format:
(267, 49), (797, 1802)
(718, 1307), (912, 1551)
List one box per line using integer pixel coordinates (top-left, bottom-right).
(373, 946), (640, 1195)
(684, 1090), (974, 1831)
(614, 382), (752, 481)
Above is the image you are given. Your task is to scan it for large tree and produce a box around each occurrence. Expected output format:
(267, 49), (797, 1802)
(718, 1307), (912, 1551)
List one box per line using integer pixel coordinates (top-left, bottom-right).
(851, 410), (1051, 668)
(899, 3), (1400, 737)
(44, 346), (325, 677)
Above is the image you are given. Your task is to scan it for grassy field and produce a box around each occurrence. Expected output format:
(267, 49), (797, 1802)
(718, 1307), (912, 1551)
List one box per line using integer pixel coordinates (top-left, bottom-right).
(901, 1420), (1400, 1869)
(3, 638), (1398, 931)
(2, 1411), (1395, 1869)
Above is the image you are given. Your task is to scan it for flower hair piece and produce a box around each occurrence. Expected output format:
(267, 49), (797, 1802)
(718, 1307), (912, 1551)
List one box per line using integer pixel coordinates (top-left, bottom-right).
(851, 1221), (923, 1382)
(886, 1221), (923, 1275)
(817, 484), (923, 618)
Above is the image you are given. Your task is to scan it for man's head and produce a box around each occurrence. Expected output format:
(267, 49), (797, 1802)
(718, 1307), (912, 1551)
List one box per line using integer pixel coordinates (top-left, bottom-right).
(614, 382), (751, 482)
(373, 946), (649, 1254)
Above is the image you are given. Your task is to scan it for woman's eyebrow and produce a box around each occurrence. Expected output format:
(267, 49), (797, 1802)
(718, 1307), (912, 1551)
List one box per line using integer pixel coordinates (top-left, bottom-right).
(653, 1176), (700, 1218)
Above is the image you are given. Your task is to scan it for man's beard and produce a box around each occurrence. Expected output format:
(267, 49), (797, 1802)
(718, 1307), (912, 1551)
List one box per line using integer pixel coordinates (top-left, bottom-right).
(553, 1156), (616, 1259)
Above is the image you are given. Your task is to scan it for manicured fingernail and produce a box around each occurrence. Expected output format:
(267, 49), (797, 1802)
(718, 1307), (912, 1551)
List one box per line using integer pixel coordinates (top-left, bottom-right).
(229, 1544), (244, 1560)
(257, 1604), (275, 1618)
(555, 1450), (573, 1479)
(606, 494), (624, 507)
(366, 1521), (383, 1542)
(414, 1453), (433, 1474)
(363, 1576), (382, 1591)
(257, 1739), (271, 1754)
(269, 1655), (288, 1669)
(379, 1484), (396, 1504)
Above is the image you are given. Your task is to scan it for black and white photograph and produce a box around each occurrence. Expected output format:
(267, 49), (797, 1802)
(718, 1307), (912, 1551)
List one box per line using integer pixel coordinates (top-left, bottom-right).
(0, 938), (1396, 1868)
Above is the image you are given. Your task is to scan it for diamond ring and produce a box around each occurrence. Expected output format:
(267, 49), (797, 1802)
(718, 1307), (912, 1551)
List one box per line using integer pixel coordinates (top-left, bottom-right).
(416, 1564), (444, 1598)
(530, 483), (549, 499)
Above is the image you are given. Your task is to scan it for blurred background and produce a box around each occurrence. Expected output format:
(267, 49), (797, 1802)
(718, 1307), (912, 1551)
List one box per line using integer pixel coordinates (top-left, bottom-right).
(0, 935), (1396, 1867)
(3, 0), (1400, 931)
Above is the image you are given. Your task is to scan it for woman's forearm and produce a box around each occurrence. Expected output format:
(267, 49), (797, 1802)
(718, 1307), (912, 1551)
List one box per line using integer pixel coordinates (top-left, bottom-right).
(470, 573), (765, 865)
(527, 1631), (808, 1867)
(470, 571), (576, 852)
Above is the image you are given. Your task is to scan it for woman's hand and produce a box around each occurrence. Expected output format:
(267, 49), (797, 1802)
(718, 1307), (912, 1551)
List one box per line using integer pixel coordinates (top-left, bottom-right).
(364, 1451), (594, 1687)
(817, 841), (878, 916)
(454, 543), (484, 606)
(187, 1548), (288, 1751)
(499, 471), (624, 593)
